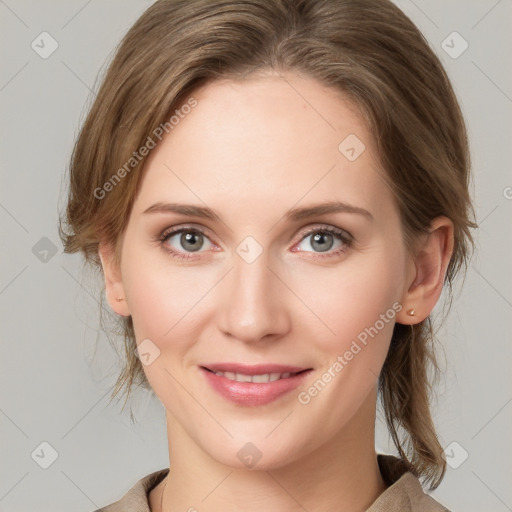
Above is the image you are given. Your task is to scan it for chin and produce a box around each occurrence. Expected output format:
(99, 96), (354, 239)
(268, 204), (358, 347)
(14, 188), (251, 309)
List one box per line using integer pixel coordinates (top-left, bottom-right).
(201, 435), (308, 472)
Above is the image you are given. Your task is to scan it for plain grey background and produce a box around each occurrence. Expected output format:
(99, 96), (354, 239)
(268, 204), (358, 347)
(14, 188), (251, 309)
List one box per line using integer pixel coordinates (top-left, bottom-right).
(1, 1), (511, 511)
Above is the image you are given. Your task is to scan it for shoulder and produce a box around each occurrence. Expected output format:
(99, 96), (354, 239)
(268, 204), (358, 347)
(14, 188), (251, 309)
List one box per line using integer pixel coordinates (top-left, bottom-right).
(367, 454), (450, 512)
(91, 468), (169, 512)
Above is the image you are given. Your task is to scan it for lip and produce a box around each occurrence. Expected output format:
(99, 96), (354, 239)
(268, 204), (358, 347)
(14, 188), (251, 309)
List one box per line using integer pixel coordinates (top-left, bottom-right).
(200, 363), (313, 407)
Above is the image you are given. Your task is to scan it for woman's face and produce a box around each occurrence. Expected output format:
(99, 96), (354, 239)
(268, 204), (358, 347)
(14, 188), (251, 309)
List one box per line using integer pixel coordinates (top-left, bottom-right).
(110, 72), (415, 469)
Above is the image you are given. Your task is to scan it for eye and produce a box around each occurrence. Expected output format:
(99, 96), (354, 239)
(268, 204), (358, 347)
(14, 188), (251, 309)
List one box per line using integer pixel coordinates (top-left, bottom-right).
(292, 226), (352, 258)
(158, 224), (353, 261)
(159, 226), (215, 260)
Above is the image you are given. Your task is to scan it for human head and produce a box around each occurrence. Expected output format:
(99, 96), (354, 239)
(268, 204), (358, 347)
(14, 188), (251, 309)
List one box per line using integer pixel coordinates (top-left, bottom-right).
(60, 0), (475, 490)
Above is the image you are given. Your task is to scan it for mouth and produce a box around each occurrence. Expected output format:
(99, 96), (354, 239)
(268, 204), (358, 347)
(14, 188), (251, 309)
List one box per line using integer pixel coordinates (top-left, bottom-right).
(199, 363), (313, 406)
(201, 366), (310, 383)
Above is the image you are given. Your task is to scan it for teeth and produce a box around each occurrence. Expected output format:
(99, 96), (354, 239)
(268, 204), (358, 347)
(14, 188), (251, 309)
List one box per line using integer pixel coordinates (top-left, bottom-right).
(251, 373), (270, 383)
(212, 370), (295, 383)
(236, 372), (253, 383)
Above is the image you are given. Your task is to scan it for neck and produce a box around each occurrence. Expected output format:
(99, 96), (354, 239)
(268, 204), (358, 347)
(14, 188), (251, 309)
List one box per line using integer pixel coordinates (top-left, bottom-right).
(152, 393), (386, 512)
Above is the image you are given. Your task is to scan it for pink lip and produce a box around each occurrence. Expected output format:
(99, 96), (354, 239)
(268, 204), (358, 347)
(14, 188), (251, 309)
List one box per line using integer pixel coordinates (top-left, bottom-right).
(200, 363), (313, 407)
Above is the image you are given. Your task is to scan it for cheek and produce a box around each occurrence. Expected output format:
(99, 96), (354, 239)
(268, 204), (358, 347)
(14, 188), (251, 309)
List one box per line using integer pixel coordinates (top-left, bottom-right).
(122, 250), (219, 354)
(122, 261), (209, 400)
(289, 250), (405, 357)
(290, 255), (404, 429)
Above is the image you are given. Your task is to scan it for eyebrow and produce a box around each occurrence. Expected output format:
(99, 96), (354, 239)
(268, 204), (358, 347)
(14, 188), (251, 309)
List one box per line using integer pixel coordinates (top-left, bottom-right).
(143, 200), (373, 222)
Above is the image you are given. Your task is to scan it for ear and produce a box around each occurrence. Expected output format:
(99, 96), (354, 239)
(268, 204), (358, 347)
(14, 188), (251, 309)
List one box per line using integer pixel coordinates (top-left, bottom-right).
(396, 216), (454, 325)
(98, 242), (130, 317)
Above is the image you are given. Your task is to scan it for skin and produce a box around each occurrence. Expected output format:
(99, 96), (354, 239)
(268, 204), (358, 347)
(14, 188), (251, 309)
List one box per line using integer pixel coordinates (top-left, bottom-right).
(99, 71), (454, 512)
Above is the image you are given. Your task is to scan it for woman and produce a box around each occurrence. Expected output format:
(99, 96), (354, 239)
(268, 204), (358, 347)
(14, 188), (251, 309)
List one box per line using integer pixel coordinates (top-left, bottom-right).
(60, 0), (475, 510)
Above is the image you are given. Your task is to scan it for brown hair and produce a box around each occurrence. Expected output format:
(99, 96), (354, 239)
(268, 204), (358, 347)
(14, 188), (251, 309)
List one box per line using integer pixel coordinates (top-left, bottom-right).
(59, 0), (476, 490)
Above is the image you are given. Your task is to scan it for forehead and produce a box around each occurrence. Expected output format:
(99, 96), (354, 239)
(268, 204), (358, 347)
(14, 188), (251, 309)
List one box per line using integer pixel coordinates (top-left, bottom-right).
(133, 72), (393, 223)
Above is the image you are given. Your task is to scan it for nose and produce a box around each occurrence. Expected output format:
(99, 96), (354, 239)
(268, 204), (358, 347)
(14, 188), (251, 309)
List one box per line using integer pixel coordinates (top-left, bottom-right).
(216, 246), (291, 344)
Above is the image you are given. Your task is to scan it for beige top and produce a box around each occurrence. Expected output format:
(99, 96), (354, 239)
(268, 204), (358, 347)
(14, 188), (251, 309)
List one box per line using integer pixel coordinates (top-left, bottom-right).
(93, 454), (449, 511)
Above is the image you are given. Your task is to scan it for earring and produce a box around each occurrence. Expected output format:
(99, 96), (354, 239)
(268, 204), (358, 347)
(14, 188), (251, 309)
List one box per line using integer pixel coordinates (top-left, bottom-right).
(115, 297), (124, 302)
(407, 309), (416, 316)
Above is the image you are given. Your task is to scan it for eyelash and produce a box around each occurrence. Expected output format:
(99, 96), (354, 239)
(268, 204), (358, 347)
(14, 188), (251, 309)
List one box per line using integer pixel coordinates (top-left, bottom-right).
(157, 224), (353, 261)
